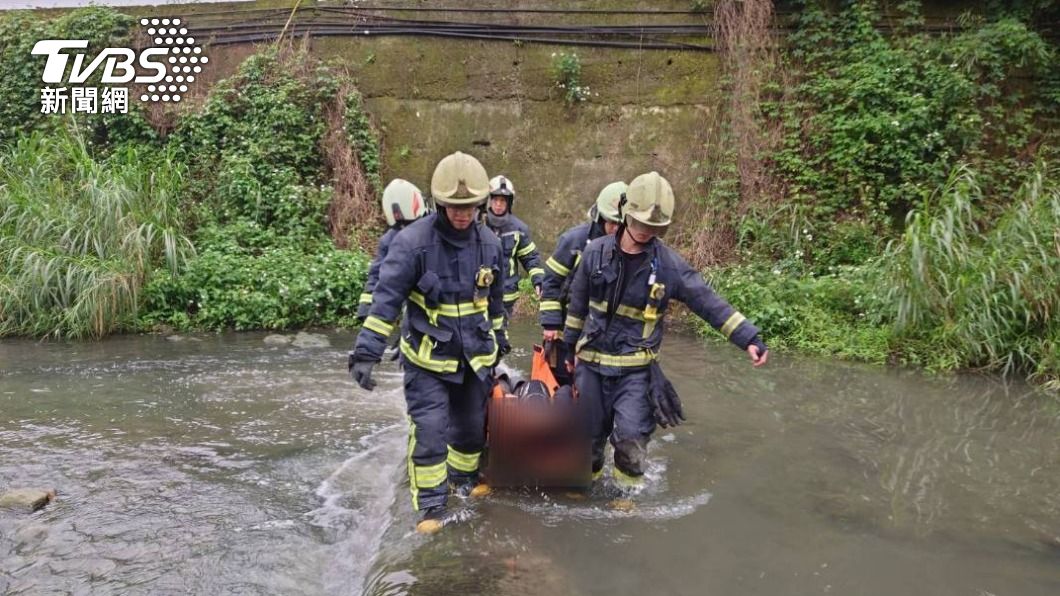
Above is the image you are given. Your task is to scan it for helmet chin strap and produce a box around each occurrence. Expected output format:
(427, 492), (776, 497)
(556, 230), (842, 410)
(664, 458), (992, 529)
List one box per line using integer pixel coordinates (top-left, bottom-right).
(621, 224), (651, 250)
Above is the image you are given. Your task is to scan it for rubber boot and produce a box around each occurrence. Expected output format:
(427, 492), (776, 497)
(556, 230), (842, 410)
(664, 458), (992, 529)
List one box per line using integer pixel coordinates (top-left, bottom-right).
(416, 505), (447, 535)
(452, 481), (491, 499)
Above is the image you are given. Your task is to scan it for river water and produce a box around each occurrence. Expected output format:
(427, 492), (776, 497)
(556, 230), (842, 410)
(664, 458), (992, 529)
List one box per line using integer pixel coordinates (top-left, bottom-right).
(1, 322), (1058, 595)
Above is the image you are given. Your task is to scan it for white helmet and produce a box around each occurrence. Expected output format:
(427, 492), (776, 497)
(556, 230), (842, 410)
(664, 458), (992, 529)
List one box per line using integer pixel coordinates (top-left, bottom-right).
(489, 175), (516, 212)
(381, 178), (430, 227)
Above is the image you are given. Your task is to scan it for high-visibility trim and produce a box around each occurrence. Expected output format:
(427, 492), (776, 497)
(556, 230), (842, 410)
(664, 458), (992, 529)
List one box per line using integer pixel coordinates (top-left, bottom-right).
(642, 317), (658, 340)
(577, 348), (656, 367)
(589, 299), (647, 322)
(358, 293), (373, 304)
(539, 300), (562, 311)
(720, 311), (746, 339)
(406, 417), (445, 510)
(565, 314), (584, 330)
(592, 469), (603, 481)
(399, 337), (460, 374)
(363, 316), (394, 337)
(468, 332), (499, 372)
(408, 291), (487, 326)
(492, 316), (505, 330)
(613, 466), (644, 488)
(447, 445), (481, 473)
(414, 462), (448, 487)
(528, 267), (545, 279)
(545, 256), (570, 276)
(407, 417), (418, 509)
(516, 241), (537, 257)
(503, 290), (521, 303)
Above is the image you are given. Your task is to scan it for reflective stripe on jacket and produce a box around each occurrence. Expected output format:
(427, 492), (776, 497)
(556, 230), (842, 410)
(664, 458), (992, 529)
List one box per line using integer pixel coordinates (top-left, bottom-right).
(538, 220), (605, 329)
(356, 226), (399, 319)
(562, 234), (759, 376)
(487, 214), (543, 304)
(353, 214), (508, 381)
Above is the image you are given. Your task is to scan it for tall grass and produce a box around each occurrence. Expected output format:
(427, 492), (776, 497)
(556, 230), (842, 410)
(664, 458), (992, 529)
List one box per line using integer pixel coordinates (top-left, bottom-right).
(0, 127), (193, 338)
(887, 162), (1060, 386)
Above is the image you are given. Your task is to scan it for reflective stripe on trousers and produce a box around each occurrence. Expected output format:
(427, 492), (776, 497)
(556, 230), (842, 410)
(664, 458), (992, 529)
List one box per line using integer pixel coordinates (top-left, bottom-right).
(404, 366), (489, 511)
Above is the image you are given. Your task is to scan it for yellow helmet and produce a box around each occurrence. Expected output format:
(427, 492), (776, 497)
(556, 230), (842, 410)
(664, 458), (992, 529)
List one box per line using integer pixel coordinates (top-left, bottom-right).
(590, 181), (627, 223)
(430, 151), (490, 206)
(381, 178), (430, 227)
(622, 171), (674, 228)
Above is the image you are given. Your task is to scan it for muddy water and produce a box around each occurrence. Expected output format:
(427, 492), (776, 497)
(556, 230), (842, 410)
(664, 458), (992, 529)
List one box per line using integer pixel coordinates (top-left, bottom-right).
(1, 322), (1058, 595)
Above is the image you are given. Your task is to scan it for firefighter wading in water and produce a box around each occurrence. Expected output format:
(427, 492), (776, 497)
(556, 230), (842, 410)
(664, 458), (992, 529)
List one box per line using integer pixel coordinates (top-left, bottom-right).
(356, 178), (431, 322)
(539, 180), (627, 385)
(349, 152), (511, 534)
(483, 175), (545, 318)
(562, 171), (769, 489)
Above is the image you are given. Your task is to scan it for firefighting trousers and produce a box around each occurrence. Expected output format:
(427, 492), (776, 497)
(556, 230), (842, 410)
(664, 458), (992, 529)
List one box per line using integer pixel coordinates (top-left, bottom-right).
(574, 365), (654, 483)
(403, 365), (489, 510)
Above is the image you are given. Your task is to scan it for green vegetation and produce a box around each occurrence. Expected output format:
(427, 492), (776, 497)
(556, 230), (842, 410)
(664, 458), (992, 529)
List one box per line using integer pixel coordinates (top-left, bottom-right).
(143, 46), (378, 331)
(700, 0), (1059, 389)
(0, 8), (156, 150)
(887, 163), (1059, 384)
(0, 127), (191, 338)
(0, 9), (378, 338)
(551, 51), (591, 105)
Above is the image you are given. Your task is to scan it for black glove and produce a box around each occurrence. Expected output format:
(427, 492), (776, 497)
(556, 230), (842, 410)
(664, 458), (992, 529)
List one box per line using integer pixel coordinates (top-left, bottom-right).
(497, 334), (512, 357)
(348, 352), (378, 391)
(648, 362), (685, 428)
(564, 342), (576, 372)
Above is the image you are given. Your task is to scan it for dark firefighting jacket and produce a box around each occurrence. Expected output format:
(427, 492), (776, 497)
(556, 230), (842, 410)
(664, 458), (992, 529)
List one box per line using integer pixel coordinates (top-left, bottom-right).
(562, 234), (760, 376)
(538, 220), (606, 329)
(353, 214), (508, 381)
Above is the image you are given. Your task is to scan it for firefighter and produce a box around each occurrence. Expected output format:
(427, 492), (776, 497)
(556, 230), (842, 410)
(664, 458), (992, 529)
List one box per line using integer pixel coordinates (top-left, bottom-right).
(484, 175), (545, 318)
(562, 171), (768, 488)
(356, 178), (431, 322)
(539, 180), (627, 368)
(348, 152), (510, 534)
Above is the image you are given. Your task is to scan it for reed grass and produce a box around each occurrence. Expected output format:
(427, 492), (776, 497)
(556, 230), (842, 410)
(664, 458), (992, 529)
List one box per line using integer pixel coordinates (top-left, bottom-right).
(887, 162), (1060, 384)
(0, 126), (193, 338)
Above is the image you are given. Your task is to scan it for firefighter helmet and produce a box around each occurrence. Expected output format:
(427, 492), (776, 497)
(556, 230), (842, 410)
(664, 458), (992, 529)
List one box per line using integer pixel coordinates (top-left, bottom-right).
(430, 151), (490, 206)
(381, 178), (429, 227)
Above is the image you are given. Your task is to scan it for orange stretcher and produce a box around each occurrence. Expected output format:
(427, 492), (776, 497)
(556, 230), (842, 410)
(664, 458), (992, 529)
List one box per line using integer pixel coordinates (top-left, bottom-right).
(485, 344), (592, 488)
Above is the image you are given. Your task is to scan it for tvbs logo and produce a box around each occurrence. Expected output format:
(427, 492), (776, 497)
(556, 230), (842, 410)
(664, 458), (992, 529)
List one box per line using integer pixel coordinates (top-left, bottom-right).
(33, 17), (207, 114)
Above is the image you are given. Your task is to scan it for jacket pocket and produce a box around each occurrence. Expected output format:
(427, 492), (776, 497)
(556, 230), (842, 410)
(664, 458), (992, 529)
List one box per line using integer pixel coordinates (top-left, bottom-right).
(409, 310), (453, 343)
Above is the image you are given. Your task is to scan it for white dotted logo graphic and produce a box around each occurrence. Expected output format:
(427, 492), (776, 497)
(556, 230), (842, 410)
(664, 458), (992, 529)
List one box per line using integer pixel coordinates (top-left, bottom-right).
(138, 18), (207, 104)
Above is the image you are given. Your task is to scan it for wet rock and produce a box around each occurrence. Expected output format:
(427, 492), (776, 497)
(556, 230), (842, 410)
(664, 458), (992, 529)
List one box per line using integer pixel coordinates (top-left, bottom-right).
(263, 334), (292, 346)
(292, 331), (330, 348)
(0, 488), (56, 512)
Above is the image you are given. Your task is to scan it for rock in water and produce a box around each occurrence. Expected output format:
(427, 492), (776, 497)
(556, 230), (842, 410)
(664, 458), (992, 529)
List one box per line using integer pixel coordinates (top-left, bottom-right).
(263, 334), (292, 345)
(292, 332), (330, 348)
(0, 488), (56, 512)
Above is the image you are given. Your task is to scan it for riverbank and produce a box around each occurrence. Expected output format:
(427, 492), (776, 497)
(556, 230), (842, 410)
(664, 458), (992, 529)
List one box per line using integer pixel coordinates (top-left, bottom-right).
(1, 2), (1057, 391)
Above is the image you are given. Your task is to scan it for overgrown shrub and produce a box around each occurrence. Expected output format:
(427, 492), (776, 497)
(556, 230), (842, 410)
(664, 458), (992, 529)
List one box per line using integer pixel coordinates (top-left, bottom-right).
(745, 0), (1056, 269)
(0, 127), (192, 338)
(705, 261), (892, 363)
(171, 47), (380, 248)
(139, 241), (367, 331)
(886, 162), (1060, 385)
(140, 45), (381, 331)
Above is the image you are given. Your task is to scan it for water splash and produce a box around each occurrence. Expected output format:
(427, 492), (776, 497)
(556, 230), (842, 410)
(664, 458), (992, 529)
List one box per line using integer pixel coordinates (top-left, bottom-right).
(305, 422), (406, 594)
